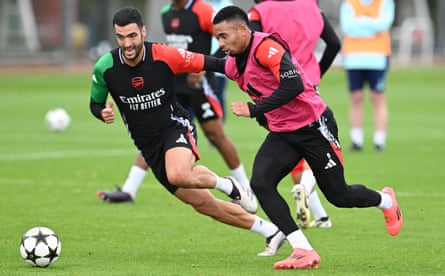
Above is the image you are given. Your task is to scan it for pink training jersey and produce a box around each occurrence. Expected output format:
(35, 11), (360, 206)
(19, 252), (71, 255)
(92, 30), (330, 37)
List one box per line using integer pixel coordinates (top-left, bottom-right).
(251, 0), (324, 86)
(225, 32), (326, 132)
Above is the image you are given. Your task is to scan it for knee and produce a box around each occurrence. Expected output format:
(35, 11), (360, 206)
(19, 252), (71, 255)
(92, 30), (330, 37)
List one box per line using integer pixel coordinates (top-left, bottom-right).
(205, 132), (222, 147)
(250, 176), (270, 197)
(167, 169), (190, 187)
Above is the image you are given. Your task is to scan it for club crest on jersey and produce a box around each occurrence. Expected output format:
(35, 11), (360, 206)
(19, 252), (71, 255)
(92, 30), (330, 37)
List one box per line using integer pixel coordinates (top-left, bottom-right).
(171, 18), (180, 30)
(131, 77), (144, 90)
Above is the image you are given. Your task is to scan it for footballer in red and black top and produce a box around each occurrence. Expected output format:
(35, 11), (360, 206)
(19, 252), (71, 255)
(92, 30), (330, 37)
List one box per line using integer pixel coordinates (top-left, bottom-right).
(161, 0), (222, 121)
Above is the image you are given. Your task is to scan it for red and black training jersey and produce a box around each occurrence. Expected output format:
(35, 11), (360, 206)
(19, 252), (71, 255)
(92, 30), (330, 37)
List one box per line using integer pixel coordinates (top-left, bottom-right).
(161, 0), (214, 54)
(90, 42), (206, 149)
(161, 0), (215, 93)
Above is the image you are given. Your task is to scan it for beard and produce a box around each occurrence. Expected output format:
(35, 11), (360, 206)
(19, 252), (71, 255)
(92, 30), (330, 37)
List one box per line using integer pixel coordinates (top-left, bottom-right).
(123, 42), (143, 61)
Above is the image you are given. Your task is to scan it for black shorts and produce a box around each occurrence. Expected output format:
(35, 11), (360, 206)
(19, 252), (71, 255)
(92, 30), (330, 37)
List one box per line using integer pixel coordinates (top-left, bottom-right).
(255, 107), (343, 177)
(139, 124), (199, 194)
(176, 74), (223, 123)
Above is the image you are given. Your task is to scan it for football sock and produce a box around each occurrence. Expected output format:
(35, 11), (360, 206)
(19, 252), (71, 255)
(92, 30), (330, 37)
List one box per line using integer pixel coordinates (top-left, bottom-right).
(308, 190), (328, 221)
(122, 165), (146, 198)
(230, 163), (251, 190)
(374, 131), (386, 147)
(300, 170), (316, 194)
(214, 176), (234, 196)
(377, 191), (392, 209)
(299, 169), (329, 221)
(250, 216), (279, 238)
(286, 230), (313, 250)
(350, 128), (364, 146)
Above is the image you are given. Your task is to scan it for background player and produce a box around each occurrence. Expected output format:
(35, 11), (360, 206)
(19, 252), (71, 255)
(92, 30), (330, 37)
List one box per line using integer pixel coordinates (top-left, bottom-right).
(340, 0), (395, 152)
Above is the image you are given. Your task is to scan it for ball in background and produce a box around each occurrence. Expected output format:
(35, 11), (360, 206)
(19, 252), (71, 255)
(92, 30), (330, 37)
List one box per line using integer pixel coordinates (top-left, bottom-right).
(20, 226), (61, 267)
(45, 108), (71, 132)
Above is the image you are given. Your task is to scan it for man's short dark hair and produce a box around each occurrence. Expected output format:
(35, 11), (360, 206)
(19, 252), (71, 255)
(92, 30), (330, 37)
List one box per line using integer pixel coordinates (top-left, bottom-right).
(112, 7), (144, 29)
(212, 5), (249, 25)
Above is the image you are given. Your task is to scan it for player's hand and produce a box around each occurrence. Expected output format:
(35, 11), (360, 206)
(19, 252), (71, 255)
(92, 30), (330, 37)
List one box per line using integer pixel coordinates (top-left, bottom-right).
(101, 100), (115, 124)
(187, 71), (205, 89)
(231, 102), (250, 117)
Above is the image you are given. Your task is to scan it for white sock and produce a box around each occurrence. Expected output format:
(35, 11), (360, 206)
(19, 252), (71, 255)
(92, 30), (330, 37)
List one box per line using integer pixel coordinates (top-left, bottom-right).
(121, 165), (147, 199)
(214, 175), (233, 195)
(350, 128), (364, 146)
(308, 191), (328, 220)
(286, 230), (313, 250)
(374, 131), (386, 146)
(230, 163), (250, 190)
(300, 170), (316, 194)
(377, 191), (392, 209)
(250, 216), (279, 238)
(300, 170), (328, 220)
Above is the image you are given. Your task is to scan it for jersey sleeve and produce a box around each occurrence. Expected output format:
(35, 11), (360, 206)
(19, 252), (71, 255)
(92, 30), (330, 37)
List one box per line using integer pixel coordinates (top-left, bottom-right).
(90, 52), (112, 103)
(192, 1), (215, 35)
(248, 8), (261, 22)
(151, 43), (205, 74)
(248, 8), (262, 32)
(254, 37), (286, 81)
(250, 37), (304, 117)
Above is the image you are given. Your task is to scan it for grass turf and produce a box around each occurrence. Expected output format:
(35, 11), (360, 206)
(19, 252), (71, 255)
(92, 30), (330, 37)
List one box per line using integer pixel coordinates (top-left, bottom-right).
(0, 66), (444, 275)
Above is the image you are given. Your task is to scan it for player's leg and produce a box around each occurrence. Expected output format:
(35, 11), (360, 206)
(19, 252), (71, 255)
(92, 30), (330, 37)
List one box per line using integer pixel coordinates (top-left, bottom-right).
(173, 187), (285, 256)
(174, 187), (285, 256)
(191, 89), (250, 190)
(250, 133), (320, 269)
(159, 128), (257, 213)
(199, 119), (250, 186)
(96, 152), (149, 203)
(302, 107), (402, 236)
(290, 160), (311, 228)
(297, 160), (332, 228)
(146, 141), (283, 256)
(369, 68), (388, 151)
(122, 153), (148, 198)
(215, 74), (228, 122)
(347, 69), (365, 151)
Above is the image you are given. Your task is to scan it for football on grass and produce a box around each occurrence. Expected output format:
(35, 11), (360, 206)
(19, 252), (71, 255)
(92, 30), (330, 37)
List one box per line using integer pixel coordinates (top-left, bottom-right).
(20, 226), (61, 267)
(45, 108), (71, 132)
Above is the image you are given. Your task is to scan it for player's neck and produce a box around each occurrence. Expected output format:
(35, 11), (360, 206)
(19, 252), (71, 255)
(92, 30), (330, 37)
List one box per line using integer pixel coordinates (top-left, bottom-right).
(172, 0), (188, 10)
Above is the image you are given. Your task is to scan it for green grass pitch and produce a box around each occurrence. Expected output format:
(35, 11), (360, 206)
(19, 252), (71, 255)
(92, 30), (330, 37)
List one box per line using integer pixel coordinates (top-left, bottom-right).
(0, 65), (444, 275)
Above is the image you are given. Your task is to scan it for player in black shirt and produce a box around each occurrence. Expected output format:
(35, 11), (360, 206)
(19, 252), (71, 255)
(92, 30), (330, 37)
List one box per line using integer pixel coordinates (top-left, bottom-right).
(97, 0), (251, 204)
(89, 7), (286, 257)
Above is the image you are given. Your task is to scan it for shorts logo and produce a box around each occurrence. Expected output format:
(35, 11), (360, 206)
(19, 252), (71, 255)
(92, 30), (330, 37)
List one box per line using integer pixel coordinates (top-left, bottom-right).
(176, 134), (188, 144)
(131, 77), (144, 90)
(201, 102), (215, 119)
(324, 153), (337, 169)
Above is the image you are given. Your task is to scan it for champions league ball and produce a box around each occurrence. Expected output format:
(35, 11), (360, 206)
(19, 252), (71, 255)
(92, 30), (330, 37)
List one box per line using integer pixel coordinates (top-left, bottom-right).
(20, 226), (61, 267)
(45, 108), (71, 132)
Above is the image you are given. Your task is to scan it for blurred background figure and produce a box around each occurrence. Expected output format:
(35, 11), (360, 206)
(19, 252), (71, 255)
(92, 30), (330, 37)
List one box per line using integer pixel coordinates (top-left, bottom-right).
(205, 0), (233, 122)
(340, 0), (395, 152)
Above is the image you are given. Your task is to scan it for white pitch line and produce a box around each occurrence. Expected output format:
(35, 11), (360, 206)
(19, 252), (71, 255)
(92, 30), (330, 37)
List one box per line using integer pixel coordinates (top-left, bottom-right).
(0, 149), (136, 161)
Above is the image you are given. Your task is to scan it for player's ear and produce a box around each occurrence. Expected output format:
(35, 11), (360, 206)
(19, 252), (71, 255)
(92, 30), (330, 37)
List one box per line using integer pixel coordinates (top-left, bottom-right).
(141, 25), (147, 39)
(238, 22), (249, 33)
